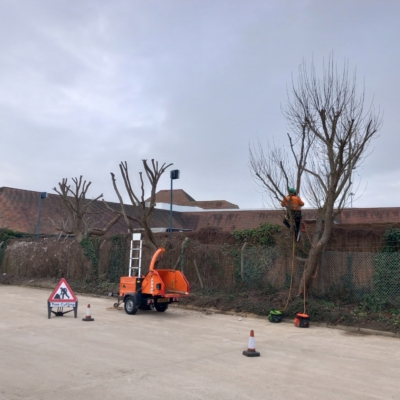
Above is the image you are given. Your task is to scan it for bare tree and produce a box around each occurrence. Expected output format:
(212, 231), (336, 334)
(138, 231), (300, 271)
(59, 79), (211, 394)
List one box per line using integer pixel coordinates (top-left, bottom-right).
(250, 56), (382, 294)
(105, 159), (172, 250)
(52, 176), (121, 242)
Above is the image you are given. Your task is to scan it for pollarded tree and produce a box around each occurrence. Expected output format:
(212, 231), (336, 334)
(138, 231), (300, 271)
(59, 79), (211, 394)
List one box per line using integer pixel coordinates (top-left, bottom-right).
(52, 176), (121, 242)
(250, 56), (382, 295)
(105, 159), (172, 250)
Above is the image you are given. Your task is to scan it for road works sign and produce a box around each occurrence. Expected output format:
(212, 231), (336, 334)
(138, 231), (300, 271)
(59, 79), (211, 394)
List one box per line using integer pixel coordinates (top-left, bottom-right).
(48, 278), (77, 308)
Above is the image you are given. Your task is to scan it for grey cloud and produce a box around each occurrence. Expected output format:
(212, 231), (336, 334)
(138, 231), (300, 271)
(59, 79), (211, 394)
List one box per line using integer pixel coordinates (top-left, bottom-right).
(0, 0), (399, 209)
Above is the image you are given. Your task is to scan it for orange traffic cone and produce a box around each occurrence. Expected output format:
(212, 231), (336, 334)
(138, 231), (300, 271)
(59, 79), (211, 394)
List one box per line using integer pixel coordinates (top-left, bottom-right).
(242, 330), (260, 357)
(82, 304), (94, 321)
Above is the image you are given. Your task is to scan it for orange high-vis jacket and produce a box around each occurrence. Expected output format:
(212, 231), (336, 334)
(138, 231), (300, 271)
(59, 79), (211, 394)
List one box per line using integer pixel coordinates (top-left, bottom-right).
(281, 195), (304, 211)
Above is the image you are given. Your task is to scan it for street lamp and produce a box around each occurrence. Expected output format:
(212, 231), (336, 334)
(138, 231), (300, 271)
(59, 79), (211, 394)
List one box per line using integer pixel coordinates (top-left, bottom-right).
(36, 192), (47, 242)
(169, 170), (180, 238)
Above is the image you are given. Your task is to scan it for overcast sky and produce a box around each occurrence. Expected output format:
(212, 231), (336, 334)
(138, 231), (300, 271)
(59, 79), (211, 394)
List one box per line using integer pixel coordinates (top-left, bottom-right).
(1, 0), (399, 209)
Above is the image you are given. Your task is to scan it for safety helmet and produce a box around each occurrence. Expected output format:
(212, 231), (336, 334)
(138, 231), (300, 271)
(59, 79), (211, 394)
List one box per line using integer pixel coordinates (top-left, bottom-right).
(289, 187), (296, 195)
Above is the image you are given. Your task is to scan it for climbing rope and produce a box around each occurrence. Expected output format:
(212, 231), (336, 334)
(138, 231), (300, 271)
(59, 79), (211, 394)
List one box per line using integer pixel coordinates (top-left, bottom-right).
(303, 260), (307, 314)
(274, 224), (310, 315)
(280, 236), (296, 312)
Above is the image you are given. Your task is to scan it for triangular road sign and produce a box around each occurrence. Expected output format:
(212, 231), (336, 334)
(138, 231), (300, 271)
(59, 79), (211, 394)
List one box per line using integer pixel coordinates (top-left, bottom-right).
(48, 278), (77, 304)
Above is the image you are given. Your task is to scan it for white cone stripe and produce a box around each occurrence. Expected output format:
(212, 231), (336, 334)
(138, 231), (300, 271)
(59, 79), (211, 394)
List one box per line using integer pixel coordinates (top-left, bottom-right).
(247, 337), (256, 350)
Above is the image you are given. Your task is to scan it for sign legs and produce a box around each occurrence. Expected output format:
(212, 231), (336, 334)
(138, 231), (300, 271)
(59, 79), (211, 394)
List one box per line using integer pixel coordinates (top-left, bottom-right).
(48, 300), (78, 318)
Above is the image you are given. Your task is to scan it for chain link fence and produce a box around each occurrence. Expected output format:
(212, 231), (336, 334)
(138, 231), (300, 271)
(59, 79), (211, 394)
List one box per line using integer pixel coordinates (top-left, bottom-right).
(316, 251), (400, 303)
(3, 235), (400, 306)
(105, 235), (129, 283)
(241, 246), (400, 305)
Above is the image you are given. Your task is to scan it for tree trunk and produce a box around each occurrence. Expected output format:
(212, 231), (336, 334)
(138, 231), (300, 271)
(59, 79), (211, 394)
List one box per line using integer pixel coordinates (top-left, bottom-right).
(174, 237), (190, 270)
(299, 244), (323, 295)
(299, 205), (334, 295)
(142, 224), (158, 251)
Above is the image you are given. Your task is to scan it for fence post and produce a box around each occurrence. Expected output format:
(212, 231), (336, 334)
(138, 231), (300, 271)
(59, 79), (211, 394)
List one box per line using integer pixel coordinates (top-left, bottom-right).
(194, 260), (204, 289)
(241, 242), (247, 282)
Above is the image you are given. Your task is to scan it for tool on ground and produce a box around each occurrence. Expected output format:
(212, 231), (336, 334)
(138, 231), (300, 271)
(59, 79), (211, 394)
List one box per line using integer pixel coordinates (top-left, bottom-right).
(109, 235), (190, 315)
(268, 236), (296, 323)
(242, 330), (260, 357)
(293, 251), (310, 328)
(294, 313), (309, 327)
(268, 309), (283, 322)
(269, 222), (311, 327)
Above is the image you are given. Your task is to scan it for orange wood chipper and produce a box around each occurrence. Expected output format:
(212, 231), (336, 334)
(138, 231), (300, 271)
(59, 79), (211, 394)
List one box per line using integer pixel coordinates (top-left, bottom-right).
(109, 247), (190, 315)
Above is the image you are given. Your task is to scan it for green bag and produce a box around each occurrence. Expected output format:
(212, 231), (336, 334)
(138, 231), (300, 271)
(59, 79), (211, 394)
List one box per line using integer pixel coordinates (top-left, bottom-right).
(268, 309), (282, 323)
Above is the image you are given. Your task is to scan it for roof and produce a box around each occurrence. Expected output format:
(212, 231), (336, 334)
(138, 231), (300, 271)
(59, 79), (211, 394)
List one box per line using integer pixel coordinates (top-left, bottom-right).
(0, 187), (187, 236)
(334, 208), (400, 225)
(181, 209), (313, 231)
(2, 186), (400, 235)
(151, 189), (196, 204)
(147, 189), (239, 210)
(176, 207), (400, 232)
(194, 200), (239, 210)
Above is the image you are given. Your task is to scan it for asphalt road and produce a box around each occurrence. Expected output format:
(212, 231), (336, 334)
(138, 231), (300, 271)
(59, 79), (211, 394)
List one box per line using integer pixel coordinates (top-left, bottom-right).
(0, 285), (399, 400)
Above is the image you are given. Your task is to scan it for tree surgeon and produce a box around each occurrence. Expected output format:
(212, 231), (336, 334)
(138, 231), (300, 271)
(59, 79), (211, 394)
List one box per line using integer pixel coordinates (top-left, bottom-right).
(281, 187), (304, 241)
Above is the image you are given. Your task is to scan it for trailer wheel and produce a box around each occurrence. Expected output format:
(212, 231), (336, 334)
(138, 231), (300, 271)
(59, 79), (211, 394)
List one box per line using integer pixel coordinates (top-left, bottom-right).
(154, 303), (168, 312)
(124, 295), (139, 315)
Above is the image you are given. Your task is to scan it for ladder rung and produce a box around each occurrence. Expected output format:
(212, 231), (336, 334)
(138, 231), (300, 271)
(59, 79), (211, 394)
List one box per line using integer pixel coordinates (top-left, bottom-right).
(129, 234), (142, 277)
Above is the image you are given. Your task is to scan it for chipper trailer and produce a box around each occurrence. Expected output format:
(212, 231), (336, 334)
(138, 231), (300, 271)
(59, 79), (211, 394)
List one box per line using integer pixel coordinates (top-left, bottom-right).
(109, 247), (190, 315)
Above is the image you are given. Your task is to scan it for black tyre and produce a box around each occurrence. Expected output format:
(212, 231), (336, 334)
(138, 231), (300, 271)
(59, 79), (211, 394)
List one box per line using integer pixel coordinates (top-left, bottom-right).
(154, 303), (168, 312)
(124, 295), (139, 315)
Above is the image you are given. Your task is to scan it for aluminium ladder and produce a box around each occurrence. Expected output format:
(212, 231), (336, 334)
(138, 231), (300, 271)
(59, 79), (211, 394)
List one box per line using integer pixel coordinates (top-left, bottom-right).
(128, 233), (143, 277)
